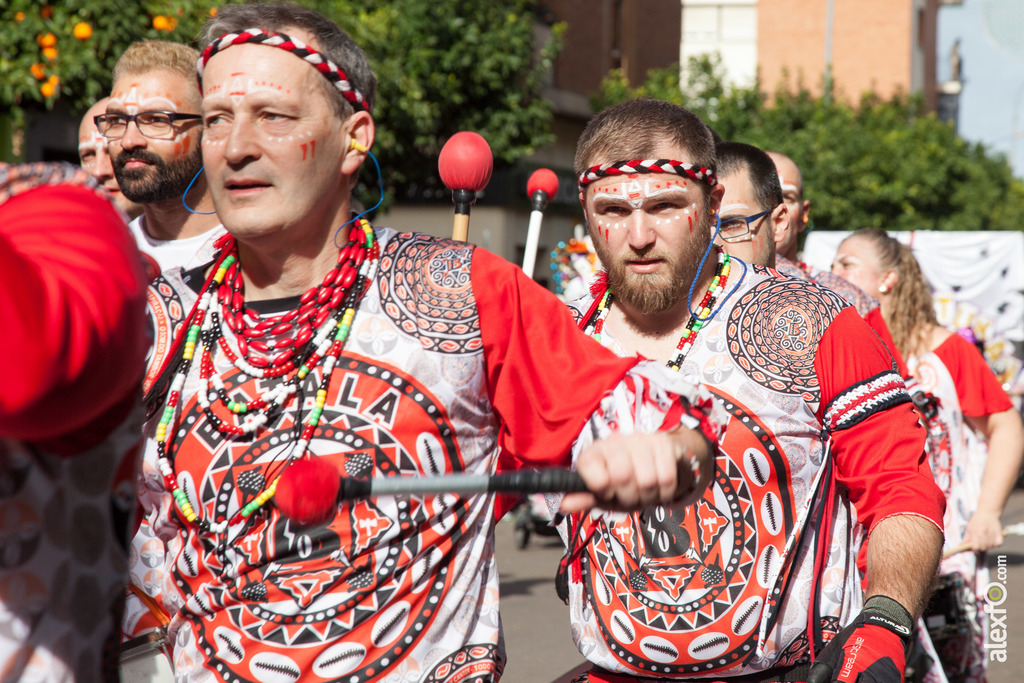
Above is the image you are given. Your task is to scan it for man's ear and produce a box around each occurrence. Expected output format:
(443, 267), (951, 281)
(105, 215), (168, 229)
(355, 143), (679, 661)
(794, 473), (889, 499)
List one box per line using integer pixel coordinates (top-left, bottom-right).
(799, 199), (811, 233)
(341, 111), (374, 177)
(708, 182), (724, 215)
(769, 202), (789, 242)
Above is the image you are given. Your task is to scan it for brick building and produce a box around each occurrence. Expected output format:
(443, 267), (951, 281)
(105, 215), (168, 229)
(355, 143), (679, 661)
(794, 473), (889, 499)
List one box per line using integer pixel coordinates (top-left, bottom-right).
(681, 0), (940, 108)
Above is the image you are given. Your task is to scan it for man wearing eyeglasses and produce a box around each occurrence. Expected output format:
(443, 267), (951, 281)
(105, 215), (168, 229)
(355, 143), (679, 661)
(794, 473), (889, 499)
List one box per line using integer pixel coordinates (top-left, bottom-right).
(714, 141), (789, 268)
(104, 40), (224, 276)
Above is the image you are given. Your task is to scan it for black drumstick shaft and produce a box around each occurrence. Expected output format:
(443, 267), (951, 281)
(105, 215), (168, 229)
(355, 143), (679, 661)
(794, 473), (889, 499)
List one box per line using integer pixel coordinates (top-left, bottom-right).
(337, 468), (586, 501)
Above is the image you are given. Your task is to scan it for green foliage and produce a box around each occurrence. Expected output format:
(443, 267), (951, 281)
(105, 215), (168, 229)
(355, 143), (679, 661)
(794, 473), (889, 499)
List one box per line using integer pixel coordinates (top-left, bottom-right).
(325, 0), (563, 209)
(594, 54), (1024, 232)
(2, 0), (562, 211)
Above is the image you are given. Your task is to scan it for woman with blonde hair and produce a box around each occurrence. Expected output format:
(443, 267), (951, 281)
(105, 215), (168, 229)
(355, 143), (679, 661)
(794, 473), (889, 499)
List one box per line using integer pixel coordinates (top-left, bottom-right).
(833, 227), (1023, 682)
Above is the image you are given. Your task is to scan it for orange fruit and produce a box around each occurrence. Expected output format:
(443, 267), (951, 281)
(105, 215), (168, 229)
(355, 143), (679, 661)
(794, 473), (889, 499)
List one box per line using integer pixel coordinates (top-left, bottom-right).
(38, 32), (57, 48)
(30, 63), (46, 81)
(152, 15), (169, 30)
(209, 7), (218, 17)
(48, 75), (59, 85)
(43, 47), (58, 61)
(41, 6), (54, 19)
(41, 82), (55, 98)
(73, 22), (92, 40)
(15, 12), (25, 22)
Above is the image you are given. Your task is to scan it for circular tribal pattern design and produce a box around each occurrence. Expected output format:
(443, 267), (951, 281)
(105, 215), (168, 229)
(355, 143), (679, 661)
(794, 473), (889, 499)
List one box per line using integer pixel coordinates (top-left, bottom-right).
(584, 457), (759, 675)
(378, 234), (481, 354)
(581, 397), (794, 675)
(726, 279), (846, 400)
(168, 357), (470, 683)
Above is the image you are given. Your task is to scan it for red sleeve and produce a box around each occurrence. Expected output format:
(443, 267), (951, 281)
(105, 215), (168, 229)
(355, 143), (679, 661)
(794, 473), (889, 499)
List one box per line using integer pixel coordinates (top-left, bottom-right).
(816, 308), (944, 534)
(864, 307), (909, 379)
(473, 248), (638, 468)
(0, 185), (148, 447)
(933, 333), (1013, 417)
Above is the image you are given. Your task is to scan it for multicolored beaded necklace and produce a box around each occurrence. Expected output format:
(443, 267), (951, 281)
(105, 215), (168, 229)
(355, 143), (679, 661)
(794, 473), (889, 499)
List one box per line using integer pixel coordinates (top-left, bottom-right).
(582, 245), (731, 371)
(154, 220), (380, 535)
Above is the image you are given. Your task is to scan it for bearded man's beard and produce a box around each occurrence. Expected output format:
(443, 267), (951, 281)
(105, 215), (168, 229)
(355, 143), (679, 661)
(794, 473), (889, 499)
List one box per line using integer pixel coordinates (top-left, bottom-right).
(592, 217), (713, 315)
(114, 144), (203, 204)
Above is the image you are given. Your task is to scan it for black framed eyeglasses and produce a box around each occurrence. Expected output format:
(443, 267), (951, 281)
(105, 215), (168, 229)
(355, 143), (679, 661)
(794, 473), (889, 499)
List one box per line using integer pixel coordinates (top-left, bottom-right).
(719, 208), (772, 242)
(94, 112), (202, 140)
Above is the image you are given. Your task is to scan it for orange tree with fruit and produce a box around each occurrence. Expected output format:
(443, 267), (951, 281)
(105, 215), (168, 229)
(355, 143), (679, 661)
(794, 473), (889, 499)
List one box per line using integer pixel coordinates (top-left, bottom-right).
(1, 1), (218, 160)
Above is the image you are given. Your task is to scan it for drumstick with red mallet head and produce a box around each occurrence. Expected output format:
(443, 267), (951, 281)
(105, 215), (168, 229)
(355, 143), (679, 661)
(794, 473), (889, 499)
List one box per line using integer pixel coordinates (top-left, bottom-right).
(274, 460), (586, 527)
(438, 131), (493, 242)
(521, 168), (559, 279)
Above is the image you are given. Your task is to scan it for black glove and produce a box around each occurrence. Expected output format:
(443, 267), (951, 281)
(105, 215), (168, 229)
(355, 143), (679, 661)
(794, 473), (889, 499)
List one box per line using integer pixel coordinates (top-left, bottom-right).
(807, 595), (915, 683)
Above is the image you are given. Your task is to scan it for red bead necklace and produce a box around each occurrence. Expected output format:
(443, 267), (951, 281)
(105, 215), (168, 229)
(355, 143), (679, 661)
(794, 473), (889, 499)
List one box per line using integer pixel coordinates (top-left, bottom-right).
(154, 220), (380, 534)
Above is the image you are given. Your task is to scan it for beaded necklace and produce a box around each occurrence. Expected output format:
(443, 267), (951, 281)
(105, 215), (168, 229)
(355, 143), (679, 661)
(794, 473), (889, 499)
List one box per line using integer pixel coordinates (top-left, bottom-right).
(582, 246), (731, 371)
(155, 220), (380, 534)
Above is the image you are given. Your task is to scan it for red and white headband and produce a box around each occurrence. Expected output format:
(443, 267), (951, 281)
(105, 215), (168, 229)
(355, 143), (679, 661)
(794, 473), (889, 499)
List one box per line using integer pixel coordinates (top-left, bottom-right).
(197, 28), (368, 113)
(578, 159), (717, 189)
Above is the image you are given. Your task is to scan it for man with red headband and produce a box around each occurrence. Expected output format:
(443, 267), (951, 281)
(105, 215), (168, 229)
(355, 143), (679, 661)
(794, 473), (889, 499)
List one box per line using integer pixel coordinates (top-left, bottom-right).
(136, 4), (726, 681)
(557, 98), (944, 683)
(1, 162), (148, 680)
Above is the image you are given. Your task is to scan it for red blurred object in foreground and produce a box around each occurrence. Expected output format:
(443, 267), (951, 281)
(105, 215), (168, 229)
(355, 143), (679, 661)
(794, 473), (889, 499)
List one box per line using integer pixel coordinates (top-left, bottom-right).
(527, 168), (559, 200)
(438, 132), (493, 192)
(275, 457), (340, 527)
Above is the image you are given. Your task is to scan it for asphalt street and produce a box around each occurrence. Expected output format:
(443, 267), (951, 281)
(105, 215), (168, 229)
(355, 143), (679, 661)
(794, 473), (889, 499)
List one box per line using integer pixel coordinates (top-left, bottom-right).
(495, 487), (1024, 683)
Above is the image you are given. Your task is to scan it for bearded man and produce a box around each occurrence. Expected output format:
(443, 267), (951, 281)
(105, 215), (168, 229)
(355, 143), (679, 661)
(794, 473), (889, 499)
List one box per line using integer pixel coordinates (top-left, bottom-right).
(102, 40), (224, 276)
(557, 98), (944, 683)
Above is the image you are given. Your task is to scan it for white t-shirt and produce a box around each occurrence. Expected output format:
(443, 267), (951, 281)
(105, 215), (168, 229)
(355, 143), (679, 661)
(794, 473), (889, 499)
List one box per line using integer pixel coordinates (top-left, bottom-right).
(129, 215), (225, 274)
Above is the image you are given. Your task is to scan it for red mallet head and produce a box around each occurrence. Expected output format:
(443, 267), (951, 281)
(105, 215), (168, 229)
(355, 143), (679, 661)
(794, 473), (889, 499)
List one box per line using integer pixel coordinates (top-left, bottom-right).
(527, 168), (559, 212)
(438, 131), (493, 192)
(275, 457), (341, 527)
(527, 168), (559, 199)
